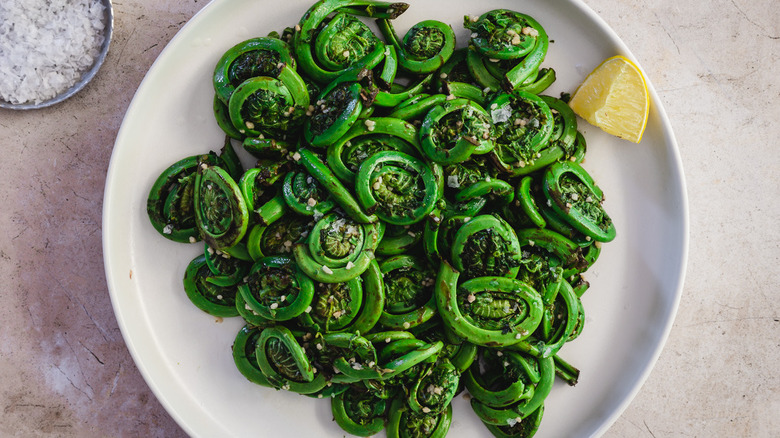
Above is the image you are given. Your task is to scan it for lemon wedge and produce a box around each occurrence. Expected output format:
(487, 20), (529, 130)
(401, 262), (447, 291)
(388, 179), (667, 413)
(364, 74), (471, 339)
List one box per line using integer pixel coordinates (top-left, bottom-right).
(568, 55), (649, 143)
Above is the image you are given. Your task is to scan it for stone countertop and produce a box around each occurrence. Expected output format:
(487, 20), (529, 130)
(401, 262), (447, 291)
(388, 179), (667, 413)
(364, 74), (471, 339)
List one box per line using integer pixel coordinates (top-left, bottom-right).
(0, 0), (777, 436)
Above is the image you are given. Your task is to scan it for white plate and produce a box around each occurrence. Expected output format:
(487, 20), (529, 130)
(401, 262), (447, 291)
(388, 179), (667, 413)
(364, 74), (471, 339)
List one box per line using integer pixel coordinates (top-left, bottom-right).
(103, 0), (688, 436)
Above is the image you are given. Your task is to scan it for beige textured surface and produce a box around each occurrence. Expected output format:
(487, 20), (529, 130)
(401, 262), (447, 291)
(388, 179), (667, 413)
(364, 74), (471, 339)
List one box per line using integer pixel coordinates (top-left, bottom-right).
(0, 0), (777, 436)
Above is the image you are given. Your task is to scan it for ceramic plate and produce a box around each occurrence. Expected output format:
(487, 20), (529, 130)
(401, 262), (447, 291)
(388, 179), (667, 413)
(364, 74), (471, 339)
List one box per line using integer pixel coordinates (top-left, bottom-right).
(103, 0), (688, 436)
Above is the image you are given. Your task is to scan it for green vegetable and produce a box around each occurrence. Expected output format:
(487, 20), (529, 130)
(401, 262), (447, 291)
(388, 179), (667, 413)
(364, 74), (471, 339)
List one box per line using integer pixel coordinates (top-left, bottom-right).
(146, 3), (617, 437)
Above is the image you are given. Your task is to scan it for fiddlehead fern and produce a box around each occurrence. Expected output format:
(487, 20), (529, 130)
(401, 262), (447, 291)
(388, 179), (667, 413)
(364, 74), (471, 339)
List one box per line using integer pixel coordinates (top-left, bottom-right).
(450, 214), (522, 279)
(434, 48), (474, 89)
(482, 406), (543, 438)
(542, 161), (616, 242)
(147, 152), (222, 243)
(464, 348), (538, 408)
(246, 213), (312, 260)
(386, 397), (452, 438)
(487, 90), (554, 175)
(232, 325), (273, 387)
(327, 116), (420, 183)
(235, 291), (274, 327)
(434, 261), (543, 347)
(293, 212), (383, 282)
(305, 79), (365, 148)
(194, 164), (250, 250)
(378, 338), (443, 380)
(464, 10), (549, 91)
(213, 37), (296, 105)
(299, 277), (363, 332)
(227, 65), (309, 138)
(297, 148), (378, 223)
(182, 254), (241, 317)
(419, 98), (495, 164)
(377, 19), (456, 74)
(203, 243), (250, 286)
(354, 150), (440, 225)
(407, 359), (460, 414)
(379, 255), (437, 330)
(331, 385), (388, 436)
(255, 325), (328, 393)
(156, 5), (621, 437)
(238, 256), (314, 321)
(282, 168), (336, 216)
(309, 213), (366, 267)
(470, 355), (554, 427)
(375, 222), (423, 256)
(294, 0), (407, 83)
(511, 279), (580, 359)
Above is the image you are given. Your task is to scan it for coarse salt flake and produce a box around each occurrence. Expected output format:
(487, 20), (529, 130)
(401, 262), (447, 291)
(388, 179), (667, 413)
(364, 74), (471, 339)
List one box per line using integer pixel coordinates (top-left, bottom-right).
(0, 0), (107, 105)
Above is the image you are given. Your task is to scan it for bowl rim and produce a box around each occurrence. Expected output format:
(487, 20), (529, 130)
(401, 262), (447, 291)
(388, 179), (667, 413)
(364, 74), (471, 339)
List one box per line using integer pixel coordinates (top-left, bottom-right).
(0, 0), (114, 110)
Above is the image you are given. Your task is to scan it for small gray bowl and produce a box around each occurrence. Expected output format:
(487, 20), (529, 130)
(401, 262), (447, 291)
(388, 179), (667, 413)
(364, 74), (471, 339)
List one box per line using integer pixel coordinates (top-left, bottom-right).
(0, 0), (114, 110)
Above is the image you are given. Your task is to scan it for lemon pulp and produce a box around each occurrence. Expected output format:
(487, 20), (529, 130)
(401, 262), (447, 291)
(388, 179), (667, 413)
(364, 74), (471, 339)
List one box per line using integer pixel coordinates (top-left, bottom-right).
(568, 55), (649, 143)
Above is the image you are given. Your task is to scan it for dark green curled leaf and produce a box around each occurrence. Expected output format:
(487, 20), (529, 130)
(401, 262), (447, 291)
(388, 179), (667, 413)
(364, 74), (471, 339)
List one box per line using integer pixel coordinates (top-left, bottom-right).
(542, 161), (616, 242)
(515, 176), (546, 228)
(434, 261), (543, 347)
(378, 19), (456, 74)
(450, 214), (522, 279)
(282, 169), (336, 216)
(305, 80), (364, 147)
(255, 325), (328, 393)
(355, 151), (439, 225)
(238, 256), (314, 321)
(204, 243), (250, 287)
(298, 277), (363, 332)
(434, 48), (474, 89)
(294, 212), (383, 283)
(464, 10), (549, 91)
(246, 213), (312, 260)
(293, 0), (404, 83)
(464, 348), (537, 408)
(378, 339), (443, 380)
(482, 405), (544, 438)
(375, 222), (423, 256)
(331, 385), (388, 436)
(242, 136), (290, 159)
(235, 291), (274, 327)
(510, 279), (580, 359)
(227, 66), (309, 138)
(470, 355), (554, 426)
(407, 359), (460, 414)
(232, 325), (273, 387)
(487, 90), (554, 175)
(308, 213), (366, 267)
(386, 397), (452, 438)
(419, 98), (495, 164)
(194, 164), (249, 250)
(298, 148), (378, 223)
(214, 95), (246, 140)
(379, 255), (437, 330)
(147, 152), (221, 243)
(327, 116), (420, 183)
(182, 254), (240, 317)
(213, 36), (297, 105)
